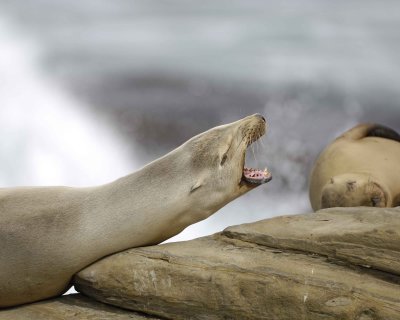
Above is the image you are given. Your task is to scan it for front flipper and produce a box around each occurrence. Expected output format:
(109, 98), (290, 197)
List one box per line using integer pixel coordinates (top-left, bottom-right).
(341, 123), (400, 142)
(366, 124), (400, 142)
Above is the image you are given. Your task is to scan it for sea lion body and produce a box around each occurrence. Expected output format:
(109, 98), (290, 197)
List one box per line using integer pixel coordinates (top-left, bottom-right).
(0, 114), (271, 308)
(309, 124), (400, 211)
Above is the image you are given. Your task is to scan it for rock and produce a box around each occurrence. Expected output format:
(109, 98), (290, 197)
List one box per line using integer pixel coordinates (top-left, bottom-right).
(0, 294), (160, 320)
(224, 207), (400, 276)
(74, 208), (400, 320)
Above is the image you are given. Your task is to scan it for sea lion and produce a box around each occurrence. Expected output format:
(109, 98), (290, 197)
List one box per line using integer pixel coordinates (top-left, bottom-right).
(0, 114), (272, 308)
(309, 123), (400, 211)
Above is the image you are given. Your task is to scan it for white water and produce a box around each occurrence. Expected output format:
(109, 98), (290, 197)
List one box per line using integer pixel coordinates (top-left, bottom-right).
(0, 17), (138, 296)
(0, 16), (135, 188)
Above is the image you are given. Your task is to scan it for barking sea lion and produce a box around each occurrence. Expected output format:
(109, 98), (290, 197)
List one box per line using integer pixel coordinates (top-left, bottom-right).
(309, 123), (400, 211)
(0, 114), (271, 308)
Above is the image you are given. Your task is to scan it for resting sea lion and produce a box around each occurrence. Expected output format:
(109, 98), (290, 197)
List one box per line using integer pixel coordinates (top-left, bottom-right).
(309, 123), (400, 211)
(0, 114), (271, 308)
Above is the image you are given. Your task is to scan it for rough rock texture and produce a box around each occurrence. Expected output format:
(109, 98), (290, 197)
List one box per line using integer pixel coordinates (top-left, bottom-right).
(74, 207), (400, 320)
(224, 207), (400, 277)
(0, 294), (161, 320)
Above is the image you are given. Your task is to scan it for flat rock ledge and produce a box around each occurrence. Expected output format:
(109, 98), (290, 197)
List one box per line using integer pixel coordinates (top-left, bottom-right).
(72, 207), (400, 320)
(0, 294), (161, 320)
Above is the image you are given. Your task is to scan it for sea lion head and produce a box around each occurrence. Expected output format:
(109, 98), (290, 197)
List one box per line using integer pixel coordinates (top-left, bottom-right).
(182, 114), (272, 217)
(320, 173), (389, 209)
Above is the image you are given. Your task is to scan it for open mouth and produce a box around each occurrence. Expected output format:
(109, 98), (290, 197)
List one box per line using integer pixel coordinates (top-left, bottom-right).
(241, 129), (272, 185)
(243, 166), (272, 184)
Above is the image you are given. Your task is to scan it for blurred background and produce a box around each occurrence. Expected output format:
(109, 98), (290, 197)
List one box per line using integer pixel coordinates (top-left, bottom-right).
(1, 0), (400, 243)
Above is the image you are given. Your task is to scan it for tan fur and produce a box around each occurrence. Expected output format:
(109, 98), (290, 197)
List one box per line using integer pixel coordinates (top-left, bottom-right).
(0, 114), (267, 308)
(309, 124), (400, 211)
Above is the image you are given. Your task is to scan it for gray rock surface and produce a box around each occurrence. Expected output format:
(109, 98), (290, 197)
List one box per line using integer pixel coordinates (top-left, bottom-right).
(0, 294), (160, 320)
(74, 207), (400, 320)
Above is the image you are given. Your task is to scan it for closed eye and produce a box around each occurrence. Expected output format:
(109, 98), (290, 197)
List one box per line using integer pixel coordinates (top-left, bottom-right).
(371, 196), (381, 207)
(220, 153), (228, 166)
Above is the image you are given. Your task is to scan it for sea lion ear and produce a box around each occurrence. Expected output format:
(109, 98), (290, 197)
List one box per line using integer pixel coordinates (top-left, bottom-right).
(190, 181), (203, 193)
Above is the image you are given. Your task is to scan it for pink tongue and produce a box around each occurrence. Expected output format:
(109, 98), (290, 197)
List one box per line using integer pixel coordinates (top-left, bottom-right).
(243, 167), (265, 179)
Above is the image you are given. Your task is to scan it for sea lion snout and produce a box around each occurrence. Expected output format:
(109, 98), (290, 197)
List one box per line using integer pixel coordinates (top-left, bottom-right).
(253, 113), (266, 122)
(321, 175), (387, 209)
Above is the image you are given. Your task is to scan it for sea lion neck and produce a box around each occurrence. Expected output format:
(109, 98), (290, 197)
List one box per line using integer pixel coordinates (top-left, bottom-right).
(101, 147), (189, 207)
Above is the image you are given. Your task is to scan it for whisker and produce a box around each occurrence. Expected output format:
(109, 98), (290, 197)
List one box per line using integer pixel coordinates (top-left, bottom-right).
(234, 134), (246, 155)
(256, 139), (262, 152)
(260, 136), (266, 148)
(251, 143), (257, 162)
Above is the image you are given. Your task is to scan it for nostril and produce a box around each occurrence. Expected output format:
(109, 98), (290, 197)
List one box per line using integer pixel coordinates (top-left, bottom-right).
(254, 113), (266, 122)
